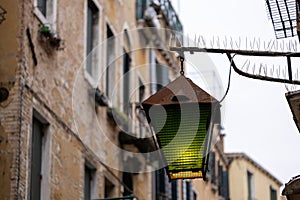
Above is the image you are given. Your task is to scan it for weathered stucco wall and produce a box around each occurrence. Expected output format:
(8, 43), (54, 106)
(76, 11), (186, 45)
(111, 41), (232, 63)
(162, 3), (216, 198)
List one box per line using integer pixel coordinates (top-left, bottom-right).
(229, 157), (282, 200)
(0, 0), (157, 199)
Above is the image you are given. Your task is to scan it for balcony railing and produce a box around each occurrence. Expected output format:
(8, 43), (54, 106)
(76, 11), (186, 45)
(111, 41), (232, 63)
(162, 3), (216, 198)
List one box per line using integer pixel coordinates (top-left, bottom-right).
(136, 0), (183, 33)
(266, 0), (297, 39)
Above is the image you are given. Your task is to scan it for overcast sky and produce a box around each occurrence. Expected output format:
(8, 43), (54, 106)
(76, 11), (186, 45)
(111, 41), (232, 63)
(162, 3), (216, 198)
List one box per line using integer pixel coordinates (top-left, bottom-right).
(171, 0), (300, 185)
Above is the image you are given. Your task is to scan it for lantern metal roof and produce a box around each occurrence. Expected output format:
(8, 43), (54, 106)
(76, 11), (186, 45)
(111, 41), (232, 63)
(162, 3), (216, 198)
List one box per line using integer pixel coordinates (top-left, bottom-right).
(142, 75), (219, 106)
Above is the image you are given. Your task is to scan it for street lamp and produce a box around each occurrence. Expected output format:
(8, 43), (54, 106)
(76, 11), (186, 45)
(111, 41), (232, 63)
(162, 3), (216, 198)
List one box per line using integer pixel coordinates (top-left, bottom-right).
(282, 175), (300, 200)
(142, 75), (220, 180)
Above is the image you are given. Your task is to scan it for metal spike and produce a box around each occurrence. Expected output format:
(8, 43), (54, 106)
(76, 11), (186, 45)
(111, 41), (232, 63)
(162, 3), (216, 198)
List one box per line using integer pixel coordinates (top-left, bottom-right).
(241, 59), (249, 70)
(246, 61), (250, 73)
(292, 39), (295, 52)
(230, 37), (234, 49)
(275, 40), (279, 51)
(256, 38), (260, 51)
(285, 84), (290, 91)
(286, 40), (291, 52)
(250, 37), (255, 50)
(263, 65), (267, 76)
(223, 36), (227, 49)
(252, 63), (256, 74)
(270, 40), (274, 51)
(282, 67), (287, 78)
(295, 68), (298, 80)
(270, 65), (275, 76)
(216, 36), (220, 48)
(210, 36), (215, 48)
(266, 40), (271, 51)
(194, 34), (197, 46)
(201, 36), (206, 48)
(259, 64), (263, 75)
(280, 40), (284, 51)
(276, 67), (280, 78)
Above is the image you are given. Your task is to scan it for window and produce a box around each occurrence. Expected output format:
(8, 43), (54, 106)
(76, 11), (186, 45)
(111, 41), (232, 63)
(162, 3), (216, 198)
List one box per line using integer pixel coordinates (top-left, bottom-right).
(85, 0), (100, 83)
(156, 61), (169, 91)
(34, 0), (57, 30)
(105, 178), (115, 198)
(186, 181), (193, 200)
(155, 170), (171, 199)
(37, 0), (46, 16)
(136, 0), (149, 20)
(106, 24), (115, 99)
(171, 180), (178, 200)
(193, 191), (197, 200)
(84, 164), (97, 200)
(122, 172), (133, 196)
(123, 49), (131, 115)
(247, 171), (254, 200)
(30, 116), (50, 200)
(208, 152), (216, 184)
(270, 186), (277, 200)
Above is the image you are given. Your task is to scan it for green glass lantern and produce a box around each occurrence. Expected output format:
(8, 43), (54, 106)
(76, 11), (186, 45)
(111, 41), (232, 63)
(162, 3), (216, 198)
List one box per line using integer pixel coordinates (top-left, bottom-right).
(142, 75), (220, 180)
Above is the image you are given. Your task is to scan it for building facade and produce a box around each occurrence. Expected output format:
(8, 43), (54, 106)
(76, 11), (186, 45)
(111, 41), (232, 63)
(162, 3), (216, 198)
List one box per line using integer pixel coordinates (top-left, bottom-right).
(0, 0), (285, 199)
(0, 0), (183, 199)
(226, 153), (282, 200)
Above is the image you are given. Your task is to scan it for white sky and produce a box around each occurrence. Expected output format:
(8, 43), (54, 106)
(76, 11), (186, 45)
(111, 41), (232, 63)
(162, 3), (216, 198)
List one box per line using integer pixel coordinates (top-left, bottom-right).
(171, 0), (300, 185)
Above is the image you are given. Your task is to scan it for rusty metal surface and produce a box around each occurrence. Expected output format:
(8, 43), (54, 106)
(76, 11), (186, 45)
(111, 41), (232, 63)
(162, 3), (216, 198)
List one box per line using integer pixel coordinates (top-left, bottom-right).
(283, 175), (300, 196)
(142, 75), (219, 106)
(286, 90), (300, 133)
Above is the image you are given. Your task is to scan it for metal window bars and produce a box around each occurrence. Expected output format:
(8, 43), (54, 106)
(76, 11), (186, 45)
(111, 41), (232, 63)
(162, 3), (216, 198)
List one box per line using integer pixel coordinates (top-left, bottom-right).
(265, 0), (297, 39)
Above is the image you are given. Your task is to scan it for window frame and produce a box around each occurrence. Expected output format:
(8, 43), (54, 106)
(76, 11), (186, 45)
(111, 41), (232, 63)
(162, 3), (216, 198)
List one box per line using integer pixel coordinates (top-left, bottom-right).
(29, 113), (51, 200)
(247, 170), (255, 200)
(270, 185), (277, 200)
(84, 161), (98, 200)
(84, 0), (102, 87)
(34, 0), (57, 32)
(105, 21), (116, 99)
(122, 49), (131, 115)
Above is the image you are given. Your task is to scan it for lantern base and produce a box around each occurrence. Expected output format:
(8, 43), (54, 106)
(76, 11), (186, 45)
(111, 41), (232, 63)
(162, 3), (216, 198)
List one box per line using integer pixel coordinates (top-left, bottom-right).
(168, 170), (205, 181)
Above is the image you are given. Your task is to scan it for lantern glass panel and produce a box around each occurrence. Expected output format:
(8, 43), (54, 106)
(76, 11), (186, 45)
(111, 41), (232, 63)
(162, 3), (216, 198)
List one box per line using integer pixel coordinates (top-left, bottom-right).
(149, 103), (211, 179)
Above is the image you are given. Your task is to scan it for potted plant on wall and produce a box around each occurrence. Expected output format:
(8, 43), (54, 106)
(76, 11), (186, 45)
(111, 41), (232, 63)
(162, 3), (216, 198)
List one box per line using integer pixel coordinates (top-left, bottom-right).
(39, 24), (64, 50)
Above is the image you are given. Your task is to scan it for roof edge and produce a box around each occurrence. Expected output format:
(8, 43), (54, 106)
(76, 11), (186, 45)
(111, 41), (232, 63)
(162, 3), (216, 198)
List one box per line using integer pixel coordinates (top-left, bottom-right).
(226, 152), (283, 186)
